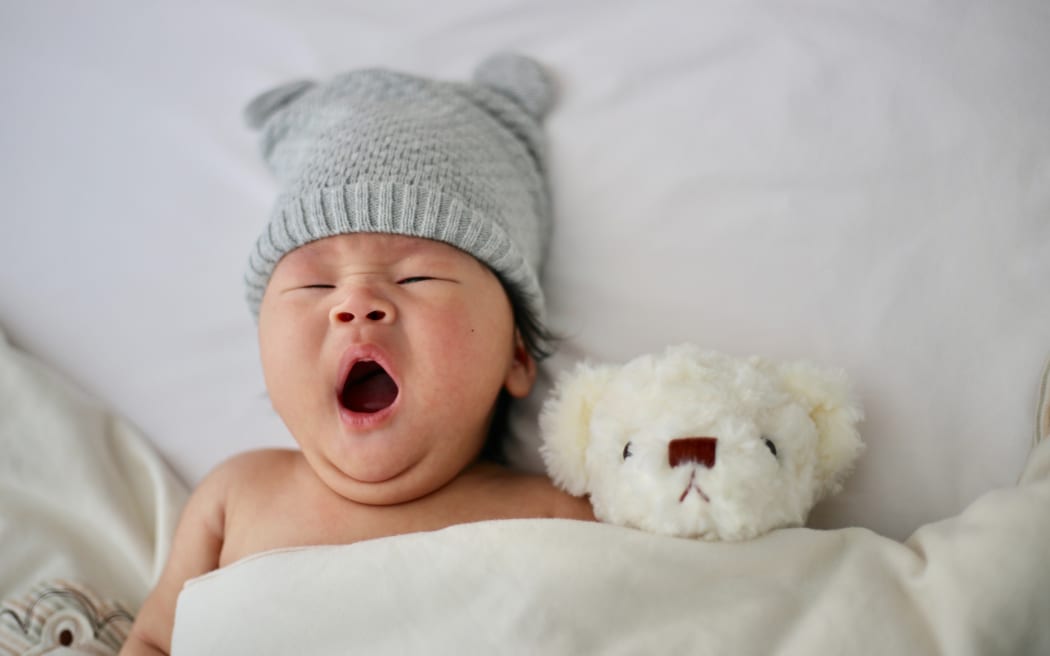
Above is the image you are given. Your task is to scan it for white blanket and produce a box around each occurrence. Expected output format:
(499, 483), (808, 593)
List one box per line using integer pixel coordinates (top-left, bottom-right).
(174, 437), (1050, 656)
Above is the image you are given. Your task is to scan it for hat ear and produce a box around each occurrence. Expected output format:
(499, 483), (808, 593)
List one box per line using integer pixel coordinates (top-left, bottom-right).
(539, 362), (616, 495)
(777, 360), (865, 499)
(473, 52), (556, 120)
(243, 79), (316, 129)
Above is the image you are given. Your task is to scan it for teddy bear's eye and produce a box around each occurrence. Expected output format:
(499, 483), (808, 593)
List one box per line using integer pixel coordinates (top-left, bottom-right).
(622, 442), (633, 460)
(763, 438), (778, 457)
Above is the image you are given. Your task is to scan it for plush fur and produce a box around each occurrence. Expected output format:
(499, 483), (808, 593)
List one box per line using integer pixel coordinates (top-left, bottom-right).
(540, 344), (865, 541)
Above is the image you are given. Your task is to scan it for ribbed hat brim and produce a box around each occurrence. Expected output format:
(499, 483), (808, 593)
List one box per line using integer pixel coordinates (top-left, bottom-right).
(245, 182), (545, 321)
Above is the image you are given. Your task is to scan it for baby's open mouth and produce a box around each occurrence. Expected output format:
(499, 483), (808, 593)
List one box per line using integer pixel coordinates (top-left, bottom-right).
(340, 360), (399, 413)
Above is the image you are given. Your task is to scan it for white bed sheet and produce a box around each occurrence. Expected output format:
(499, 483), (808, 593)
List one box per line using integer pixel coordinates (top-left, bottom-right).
(2, 0), (1049, 542)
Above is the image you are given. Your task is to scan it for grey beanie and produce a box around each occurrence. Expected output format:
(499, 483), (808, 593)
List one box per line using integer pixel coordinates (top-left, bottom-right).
(243, 53), (555, 322)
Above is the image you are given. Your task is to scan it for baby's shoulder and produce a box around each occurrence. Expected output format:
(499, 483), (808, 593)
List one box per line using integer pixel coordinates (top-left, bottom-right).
(201, 449), (310, 532)
(460, 463), (596, 522)
(217, 447), (299, 472)
(187, 449), (301, 509)
(209, 448), (301, 489)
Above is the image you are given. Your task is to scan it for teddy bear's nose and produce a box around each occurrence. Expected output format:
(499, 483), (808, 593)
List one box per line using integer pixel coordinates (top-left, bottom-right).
(668, 437), (717, 469)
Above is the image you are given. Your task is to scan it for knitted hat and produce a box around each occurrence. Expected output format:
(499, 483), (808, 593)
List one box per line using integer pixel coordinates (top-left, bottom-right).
(243, 53), (556, 322)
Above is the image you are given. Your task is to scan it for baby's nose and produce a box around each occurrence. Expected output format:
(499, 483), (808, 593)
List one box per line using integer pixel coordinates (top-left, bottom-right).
(668, 437), (717, 469)
(331, 289), (396, 324)
(334, 309), (388, 322)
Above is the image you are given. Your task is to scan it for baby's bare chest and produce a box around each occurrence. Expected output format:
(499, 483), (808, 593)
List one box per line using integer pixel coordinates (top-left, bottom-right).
(217, 474), (539, 566)
(219, 489), (405, 566)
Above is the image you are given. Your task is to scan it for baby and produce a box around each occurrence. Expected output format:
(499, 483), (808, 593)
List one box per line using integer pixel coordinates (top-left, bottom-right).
(123, 54), (594, 655)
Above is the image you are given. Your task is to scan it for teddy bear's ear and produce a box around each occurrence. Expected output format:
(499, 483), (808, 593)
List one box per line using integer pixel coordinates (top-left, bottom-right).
(539, 362), (617, 496)
(777, 360), (865, 500)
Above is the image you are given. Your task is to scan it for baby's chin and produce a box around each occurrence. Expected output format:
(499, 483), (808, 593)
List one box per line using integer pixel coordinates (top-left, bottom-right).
(314, 446), (476, 506)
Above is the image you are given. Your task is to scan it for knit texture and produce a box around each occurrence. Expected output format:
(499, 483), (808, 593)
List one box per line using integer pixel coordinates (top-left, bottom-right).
(243, 53), (555, 321)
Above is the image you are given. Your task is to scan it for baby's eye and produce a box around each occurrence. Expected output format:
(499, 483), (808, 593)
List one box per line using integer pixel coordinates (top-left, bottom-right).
(397, 276), (435, 285)
(300, 284), (336, 289)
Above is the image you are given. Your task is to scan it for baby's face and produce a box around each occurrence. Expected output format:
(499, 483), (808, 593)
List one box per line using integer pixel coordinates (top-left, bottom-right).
(258, 233), (536, 505)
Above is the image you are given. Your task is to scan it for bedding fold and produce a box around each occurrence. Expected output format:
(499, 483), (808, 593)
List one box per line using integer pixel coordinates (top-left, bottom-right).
(0, 326), (188, 608)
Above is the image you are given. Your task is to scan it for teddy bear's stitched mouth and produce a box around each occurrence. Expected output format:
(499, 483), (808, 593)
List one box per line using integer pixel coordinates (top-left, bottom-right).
(679, 470), (711, 503)
(340, 360), (399, 413)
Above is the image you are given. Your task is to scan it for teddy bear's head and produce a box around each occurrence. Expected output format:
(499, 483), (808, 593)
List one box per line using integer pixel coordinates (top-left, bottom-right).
(540, 344), (864, 541)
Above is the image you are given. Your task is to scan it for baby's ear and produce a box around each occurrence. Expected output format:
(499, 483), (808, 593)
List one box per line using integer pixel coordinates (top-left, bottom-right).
(243, 79), (316, 129)
(539, 362), (616, 496)
(777, 360), (865, 499)
(503, 330), (537, 399)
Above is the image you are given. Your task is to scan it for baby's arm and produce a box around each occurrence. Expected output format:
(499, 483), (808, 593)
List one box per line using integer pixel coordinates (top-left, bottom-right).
(121, 463), (229, 655)
(549, 484), (596, 521)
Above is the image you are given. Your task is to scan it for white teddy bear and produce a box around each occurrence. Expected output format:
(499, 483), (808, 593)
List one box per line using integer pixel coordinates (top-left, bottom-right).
(540, 344), (865, 541)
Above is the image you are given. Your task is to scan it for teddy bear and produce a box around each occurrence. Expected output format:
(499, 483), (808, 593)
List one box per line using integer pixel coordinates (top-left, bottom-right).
(540, 344), (865, 541)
